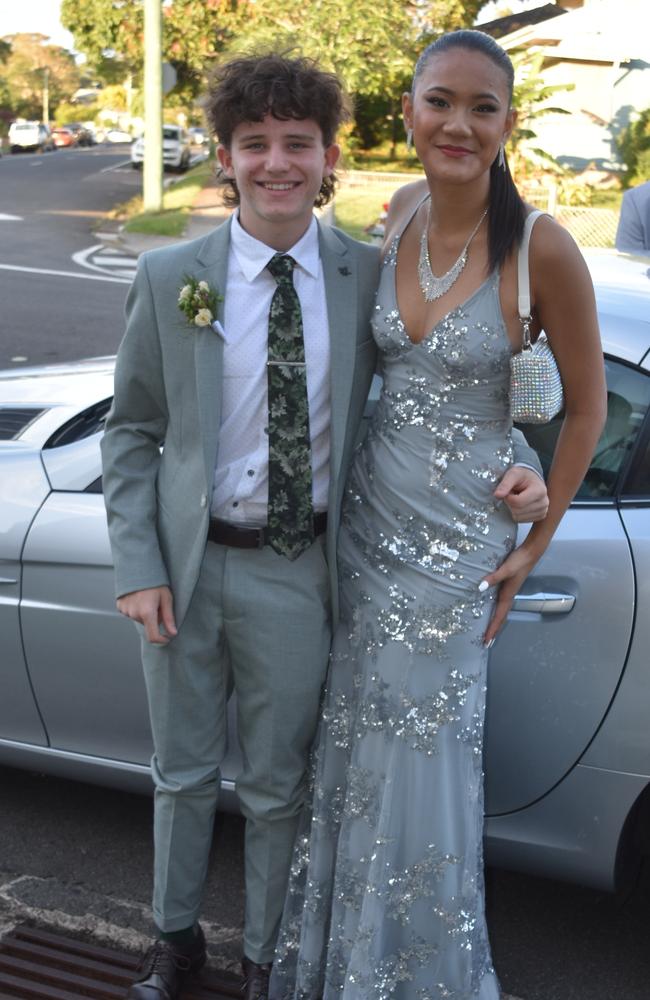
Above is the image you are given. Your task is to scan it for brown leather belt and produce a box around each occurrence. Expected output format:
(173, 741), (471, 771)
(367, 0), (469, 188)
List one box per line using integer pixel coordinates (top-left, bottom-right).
(207, 512), (327, 550)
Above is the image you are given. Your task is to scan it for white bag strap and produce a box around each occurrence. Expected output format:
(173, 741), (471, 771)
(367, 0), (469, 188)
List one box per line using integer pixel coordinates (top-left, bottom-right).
(517, 209), (544, 319)
(517, 209), (544, 348)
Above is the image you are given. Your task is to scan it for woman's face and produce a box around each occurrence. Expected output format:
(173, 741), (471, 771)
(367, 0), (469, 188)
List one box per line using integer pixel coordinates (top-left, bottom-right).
(403, 47), (516, 188)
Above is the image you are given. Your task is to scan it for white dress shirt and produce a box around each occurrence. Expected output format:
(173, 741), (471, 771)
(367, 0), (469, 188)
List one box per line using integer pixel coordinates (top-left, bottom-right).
(210, 213), (331, 524)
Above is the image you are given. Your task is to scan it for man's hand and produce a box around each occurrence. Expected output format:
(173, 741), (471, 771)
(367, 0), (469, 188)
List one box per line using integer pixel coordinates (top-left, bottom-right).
(116, 586), (177, 645)
(494, 466), (548, 523)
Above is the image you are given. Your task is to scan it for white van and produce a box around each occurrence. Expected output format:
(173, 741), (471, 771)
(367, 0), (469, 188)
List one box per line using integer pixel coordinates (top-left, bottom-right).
(8, 121), (55, 153)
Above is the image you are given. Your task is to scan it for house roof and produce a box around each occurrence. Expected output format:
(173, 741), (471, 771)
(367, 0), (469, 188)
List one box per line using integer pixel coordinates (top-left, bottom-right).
(477, 4), (566, 40)
(486, 0), (650, 64)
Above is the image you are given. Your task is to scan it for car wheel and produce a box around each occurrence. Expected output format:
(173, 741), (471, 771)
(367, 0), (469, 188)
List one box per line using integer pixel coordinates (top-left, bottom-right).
(131, 162), (142, 170)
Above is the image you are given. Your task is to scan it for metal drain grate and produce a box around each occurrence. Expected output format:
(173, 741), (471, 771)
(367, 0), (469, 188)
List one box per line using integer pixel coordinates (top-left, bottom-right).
(0, 925), (242, 999)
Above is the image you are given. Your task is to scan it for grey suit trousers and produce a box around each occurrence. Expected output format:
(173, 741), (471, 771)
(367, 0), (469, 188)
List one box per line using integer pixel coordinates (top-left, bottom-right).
(141, 534), (332, 963)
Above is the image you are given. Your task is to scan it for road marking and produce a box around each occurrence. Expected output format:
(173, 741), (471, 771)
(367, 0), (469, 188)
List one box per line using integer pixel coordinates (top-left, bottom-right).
(93, 254), (135, 267)
(0, 213), (23, 221)
(99, 159), (132, 172)
(72, 243), (137, 279)
(0, 262), (131, 284)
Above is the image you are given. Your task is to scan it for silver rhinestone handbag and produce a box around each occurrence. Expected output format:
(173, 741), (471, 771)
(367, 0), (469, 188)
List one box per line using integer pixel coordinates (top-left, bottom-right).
(510, 211), (564, 424)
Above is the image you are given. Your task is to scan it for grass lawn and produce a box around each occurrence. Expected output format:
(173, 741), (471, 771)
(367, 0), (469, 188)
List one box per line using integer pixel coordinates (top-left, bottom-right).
(333, 179), (412, 241)
(121, 160), (214, 236)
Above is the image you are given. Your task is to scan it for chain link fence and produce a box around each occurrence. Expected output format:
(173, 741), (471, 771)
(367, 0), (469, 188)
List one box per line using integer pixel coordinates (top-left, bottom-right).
(342, 171), (620, 249)
(524, 190), (618, 248)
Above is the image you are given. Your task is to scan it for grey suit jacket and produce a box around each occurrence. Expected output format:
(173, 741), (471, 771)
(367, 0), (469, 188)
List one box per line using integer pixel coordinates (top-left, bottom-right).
(101, 217), (380, 626)
(615, 181), (650, 253)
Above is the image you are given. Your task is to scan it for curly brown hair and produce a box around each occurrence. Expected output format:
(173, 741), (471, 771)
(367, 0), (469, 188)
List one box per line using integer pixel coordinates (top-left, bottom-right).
(202, 53), (351, 208)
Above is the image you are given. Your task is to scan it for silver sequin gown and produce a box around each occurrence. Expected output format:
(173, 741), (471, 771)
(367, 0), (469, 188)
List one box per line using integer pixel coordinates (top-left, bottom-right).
(270, 232), (517, 1000)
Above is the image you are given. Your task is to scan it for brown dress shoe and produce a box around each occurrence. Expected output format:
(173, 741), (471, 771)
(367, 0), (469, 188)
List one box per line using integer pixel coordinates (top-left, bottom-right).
(241, 955), (272, 1000)
(128, 926), (206, 999)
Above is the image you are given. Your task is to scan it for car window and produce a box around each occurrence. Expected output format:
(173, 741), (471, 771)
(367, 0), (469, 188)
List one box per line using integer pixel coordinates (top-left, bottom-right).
(85, 476), (103, 494)
(515, 358), (650, 500)
(0, 407), (46, 440)
(43, 398), (112, 449)
(622, 409), (650, 497)
(163, 127), (180, 140)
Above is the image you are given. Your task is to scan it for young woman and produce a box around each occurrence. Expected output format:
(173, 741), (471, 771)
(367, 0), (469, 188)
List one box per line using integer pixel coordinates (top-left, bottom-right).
(271, 30), (606, 1000)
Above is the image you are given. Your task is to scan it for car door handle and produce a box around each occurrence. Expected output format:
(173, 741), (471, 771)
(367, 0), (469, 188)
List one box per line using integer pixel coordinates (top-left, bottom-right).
(512, 592), (576, 614)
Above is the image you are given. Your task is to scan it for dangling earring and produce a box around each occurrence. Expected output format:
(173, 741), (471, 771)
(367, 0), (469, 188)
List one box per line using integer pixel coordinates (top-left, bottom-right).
(498, 141), (506, 170)
(406, 128), (413, 152)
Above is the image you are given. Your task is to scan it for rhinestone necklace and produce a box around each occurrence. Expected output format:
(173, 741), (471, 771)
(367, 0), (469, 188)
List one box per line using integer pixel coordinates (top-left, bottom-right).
(417, 200), (489, 302)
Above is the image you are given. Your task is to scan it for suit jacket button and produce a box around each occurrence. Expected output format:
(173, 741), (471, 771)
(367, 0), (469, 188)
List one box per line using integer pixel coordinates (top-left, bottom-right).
(200, 494), (207, 508)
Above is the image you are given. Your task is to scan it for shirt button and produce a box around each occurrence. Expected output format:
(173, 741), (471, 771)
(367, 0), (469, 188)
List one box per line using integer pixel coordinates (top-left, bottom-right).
(200, 494), (207, 508)
(247, 469), (255, 477)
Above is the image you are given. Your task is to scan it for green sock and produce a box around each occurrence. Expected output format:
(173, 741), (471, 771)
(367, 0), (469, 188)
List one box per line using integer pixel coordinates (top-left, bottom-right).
(158, 924), (199, 950)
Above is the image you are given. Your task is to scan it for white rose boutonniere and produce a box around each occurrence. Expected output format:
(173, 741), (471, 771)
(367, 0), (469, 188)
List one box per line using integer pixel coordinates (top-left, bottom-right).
(178, 275), (223, 330)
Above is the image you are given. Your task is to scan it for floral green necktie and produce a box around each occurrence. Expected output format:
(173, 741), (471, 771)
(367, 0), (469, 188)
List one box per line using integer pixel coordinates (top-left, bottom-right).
(266, 253), (314, 561)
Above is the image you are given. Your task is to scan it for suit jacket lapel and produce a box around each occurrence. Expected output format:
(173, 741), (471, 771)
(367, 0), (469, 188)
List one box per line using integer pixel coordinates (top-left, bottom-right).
(192, 217), (232, 487)
(319, 221), (357, 494)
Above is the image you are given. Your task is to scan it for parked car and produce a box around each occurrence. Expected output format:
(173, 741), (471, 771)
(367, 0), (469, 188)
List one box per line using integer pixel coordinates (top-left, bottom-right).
(1, 251), (650, 895)
(8, 121), (55, 153)
(63, 122), (94, 146)
(51, 127), (76, 148)
(189, 126), (208, 146)
(103, 128), (133, 144)
(130, 125), (192, 172)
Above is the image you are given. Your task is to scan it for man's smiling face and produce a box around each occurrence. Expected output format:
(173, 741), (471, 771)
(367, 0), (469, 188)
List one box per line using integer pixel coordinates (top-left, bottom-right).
(217, 115), (340, 249)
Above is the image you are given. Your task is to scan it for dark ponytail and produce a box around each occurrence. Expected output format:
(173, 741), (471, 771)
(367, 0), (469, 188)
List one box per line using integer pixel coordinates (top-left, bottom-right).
(413, 30), (527, 273)
(487, 155), (526, 273)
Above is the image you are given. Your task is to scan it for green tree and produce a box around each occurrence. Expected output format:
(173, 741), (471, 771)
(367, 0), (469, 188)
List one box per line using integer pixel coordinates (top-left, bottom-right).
(418, 0), (488, 34)
(61, 0), (233, 102)
(0, 39), (12, 130)
(507, 48), (572, 177)
(228, 0), (416, 99)
(616, 107), (650, 185)
(0, 33), (80, 120)
(60, 0), (143, 79)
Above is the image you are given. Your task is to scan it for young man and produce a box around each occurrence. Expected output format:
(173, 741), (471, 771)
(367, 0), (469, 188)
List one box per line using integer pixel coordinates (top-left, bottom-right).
(101, 54), (547, 1000)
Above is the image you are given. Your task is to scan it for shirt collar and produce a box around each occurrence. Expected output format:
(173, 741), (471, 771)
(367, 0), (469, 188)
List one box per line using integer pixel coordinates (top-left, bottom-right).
(230, 211), (320, 283)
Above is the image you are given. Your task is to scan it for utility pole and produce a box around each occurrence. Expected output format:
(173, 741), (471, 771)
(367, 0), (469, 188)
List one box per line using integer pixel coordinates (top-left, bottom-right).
(143, 0), (163, 212)
(42, 67), (49, 124)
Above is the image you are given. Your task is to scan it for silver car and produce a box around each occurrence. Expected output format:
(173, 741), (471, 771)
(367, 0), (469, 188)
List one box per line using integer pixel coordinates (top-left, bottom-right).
(1, 250), (649, 895)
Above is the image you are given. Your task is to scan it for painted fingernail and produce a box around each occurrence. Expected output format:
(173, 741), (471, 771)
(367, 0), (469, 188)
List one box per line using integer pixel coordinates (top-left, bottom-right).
(478, 580), (490, 592)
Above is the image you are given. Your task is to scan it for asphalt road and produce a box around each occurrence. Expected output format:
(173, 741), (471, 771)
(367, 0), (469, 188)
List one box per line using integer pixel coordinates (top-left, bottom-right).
(0, 143), (141, 370)
(0, 764), (648, 1000)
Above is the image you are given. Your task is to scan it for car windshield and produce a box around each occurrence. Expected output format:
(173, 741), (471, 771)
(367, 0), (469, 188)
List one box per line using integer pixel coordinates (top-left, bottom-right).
(163, 128), (180, 140)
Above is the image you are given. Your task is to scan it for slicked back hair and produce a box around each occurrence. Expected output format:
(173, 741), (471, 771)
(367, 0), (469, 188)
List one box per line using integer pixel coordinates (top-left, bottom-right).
(202, 53), (351, 208)
(412, 30), (526, 273)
